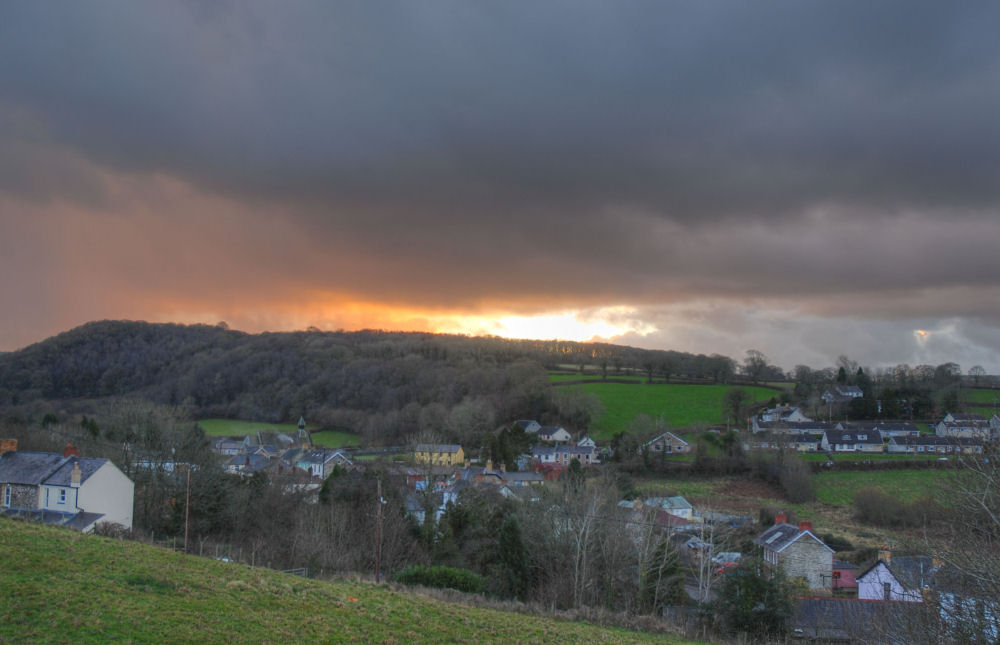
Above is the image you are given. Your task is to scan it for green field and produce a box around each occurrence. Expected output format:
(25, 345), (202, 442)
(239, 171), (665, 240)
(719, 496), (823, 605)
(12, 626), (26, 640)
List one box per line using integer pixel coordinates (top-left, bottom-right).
(559, 383), (777, 438)
(0, 521), (698, 645)
(311, 430), (360, 448)
(963, 388), (1000, 405)
(548, 373), (642, 383)
(812, 470), (939, 506)
(197, 418), (300, 437)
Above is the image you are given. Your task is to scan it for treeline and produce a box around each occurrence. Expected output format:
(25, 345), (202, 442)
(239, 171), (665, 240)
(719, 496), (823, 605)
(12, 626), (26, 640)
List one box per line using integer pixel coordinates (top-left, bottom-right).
(0, 320), (737, 444)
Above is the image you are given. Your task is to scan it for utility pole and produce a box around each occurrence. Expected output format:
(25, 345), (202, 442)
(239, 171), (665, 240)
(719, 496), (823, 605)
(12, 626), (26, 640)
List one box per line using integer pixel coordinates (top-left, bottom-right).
(375, 476), (383, 583)
(184, 465), (191, 554)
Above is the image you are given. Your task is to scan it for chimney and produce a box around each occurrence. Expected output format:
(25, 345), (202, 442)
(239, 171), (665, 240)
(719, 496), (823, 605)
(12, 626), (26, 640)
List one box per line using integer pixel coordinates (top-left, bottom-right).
(798, 520), (812, 532)
(775, 512), (788, 525)
(879, 547), (892, 564)
(0, 438), (16, 455)
(70, 460), (82, 487)
(486, 459), (493, 472)
(63, 442), (79, 458)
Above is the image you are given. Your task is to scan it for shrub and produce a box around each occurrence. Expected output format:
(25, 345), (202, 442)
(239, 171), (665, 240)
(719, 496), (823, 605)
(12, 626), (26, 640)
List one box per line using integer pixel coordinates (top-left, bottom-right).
(852, 486), (936, 528)
(395, 564), (484, 594)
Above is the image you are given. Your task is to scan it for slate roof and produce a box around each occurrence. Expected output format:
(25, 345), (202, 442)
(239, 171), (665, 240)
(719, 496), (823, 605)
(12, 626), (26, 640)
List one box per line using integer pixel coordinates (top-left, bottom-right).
(755, 420), (834, 433)
(891, 436), (982, 447)
(0, 452), (106, 486)
(947, 412), (988, 422)
(858, 557), (938, 592)
(537, 426), (567, 438)
(414, 444), (462, 454)
(754, 522), (834, 553)
(792, 598), (918, 643)
(502, 471), (544, 483)
(823, 428), (884, 445)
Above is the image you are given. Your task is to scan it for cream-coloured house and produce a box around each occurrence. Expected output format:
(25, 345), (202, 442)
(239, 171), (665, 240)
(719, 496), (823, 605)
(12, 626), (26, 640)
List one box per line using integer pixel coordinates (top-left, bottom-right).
(0, 441), (134, 532)
(414, 444), (465, 466)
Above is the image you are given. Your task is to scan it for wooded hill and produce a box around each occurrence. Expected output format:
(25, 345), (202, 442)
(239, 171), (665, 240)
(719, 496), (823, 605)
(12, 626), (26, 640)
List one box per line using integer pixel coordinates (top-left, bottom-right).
(0, 321), (738, 444)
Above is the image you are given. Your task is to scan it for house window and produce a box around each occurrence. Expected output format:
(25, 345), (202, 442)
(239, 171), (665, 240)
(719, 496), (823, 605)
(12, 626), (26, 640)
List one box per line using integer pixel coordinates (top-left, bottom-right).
(3, 486), (10, 507)
(883, 582), (892, 600)
(58, 489), (66, 505)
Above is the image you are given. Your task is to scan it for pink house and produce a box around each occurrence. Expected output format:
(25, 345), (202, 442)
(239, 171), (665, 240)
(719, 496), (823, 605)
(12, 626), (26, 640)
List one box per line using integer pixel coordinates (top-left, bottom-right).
(832, 560), (859, 595)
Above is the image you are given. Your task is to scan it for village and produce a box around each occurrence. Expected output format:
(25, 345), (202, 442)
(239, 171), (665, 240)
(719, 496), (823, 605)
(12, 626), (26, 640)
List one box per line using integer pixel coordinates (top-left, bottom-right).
(2, 370), (999, 642)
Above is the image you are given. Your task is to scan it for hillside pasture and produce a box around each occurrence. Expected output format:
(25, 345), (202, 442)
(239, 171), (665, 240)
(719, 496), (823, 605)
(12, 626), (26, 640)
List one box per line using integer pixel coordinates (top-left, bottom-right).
(310, 430), (360, 448)
(0, 521), (698, 645)
(197, 418), (300, 437)
(561, 383), (776, 438)
(812, 470), (939, 506)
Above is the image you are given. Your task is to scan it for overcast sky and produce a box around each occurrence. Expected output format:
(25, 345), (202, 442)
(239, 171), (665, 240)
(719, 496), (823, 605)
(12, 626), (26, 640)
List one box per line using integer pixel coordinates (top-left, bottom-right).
(3, 2), (1000, 372)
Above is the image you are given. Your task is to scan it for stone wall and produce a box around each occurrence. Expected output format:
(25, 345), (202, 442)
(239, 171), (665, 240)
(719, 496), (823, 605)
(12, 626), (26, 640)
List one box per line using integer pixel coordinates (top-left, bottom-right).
(782, 538), (833, 591)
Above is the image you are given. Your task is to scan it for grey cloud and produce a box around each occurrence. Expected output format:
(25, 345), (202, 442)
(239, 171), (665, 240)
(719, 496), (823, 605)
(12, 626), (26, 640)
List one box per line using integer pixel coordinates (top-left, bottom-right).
(3, 2), (1000, 221)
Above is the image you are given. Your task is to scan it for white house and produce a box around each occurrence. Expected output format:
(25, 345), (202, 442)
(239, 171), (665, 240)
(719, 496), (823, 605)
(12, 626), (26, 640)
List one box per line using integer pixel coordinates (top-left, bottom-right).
(513, 420), (542, 433)
(857, 553), (938, 602)
(759, 406), (812, 423)
(821, 428), (884, 453)
(0, 441), (134, 532)
(577, 436), (596, 448)
(536, 426), (572, 443)
(822, 385), (864, 404)
(936, 413), (996, 440)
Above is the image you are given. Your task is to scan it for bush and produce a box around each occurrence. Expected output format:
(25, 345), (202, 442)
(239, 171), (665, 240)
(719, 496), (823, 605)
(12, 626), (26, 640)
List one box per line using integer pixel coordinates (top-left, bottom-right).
(852, 486), (936, 528)
(395, 564), (484, 594)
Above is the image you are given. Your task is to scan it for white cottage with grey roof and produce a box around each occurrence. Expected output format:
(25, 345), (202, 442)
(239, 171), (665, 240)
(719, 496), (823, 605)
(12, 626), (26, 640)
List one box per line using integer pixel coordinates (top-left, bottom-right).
(0, 441), (134, 532)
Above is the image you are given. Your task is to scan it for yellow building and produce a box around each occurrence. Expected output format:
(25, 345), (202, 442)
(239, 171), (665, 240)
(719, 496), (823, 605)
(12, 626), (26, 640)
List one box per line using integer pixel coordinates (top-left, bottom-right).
(414, 443), (465, 466)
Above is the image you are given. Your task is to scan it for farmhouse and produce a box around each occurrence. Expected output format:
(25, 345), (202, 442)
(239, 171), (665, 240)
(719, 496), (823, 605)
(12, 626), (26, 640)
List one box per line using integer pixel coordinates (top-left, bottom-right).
(0, 440), (134, 532)
(755, 514), (835, 591)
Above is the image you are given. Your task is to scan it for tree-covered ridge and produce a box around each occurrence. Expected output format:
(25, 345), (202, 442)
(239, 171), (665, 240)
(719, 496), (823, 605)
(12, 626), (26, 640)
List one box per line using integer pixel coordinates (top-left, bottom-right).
(0, 320), (738, 443)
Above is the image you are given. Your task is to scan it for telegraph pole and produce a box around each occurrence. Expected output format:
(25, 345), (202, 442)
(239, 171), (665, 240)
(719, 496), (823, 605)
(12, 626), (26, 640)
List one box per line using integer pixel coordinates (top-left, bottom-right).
(184, 465), (191, 554)
(375, 476), (383, 583)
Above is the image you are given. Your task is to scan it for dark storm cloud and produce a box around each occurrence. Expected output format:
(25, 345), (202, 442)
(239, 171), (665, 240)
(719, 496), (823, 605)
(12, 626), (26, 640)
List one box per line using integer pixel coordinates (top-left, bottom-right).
(4, 2), (1000, 220)
(4, 2), (1000, 362)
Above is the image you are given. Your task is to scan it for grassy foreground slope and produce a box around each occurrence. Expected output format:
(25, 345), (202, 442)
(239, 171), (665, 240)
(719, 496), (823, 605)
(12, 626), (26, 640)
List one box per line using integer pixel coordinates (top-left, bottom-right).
(0, 521), (698, 645)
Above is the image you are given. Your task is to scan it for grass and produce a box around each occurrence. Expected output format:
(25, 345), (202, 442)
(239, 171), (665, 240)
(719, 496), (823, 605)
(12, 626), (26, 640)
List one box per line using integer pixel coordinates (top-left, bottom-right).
(962, 388), (1000, 405)
(311, 430), (360, 448)
(0, 520), (700, 645)
(812, 470), (939, 506)
(558, 383), (777, 439)
(548, 373), (643, 383)
(197, 418), (300, 437)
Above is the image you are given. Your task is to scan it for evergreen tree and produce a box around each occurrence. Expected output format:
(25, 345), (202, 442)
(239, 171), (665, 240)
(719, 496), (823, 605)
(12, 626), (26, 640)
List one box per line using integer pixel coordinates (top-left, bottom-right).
(495, 514), (530, 600)
(713, 557), (793, 641)
(639, 538), (686, 614)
